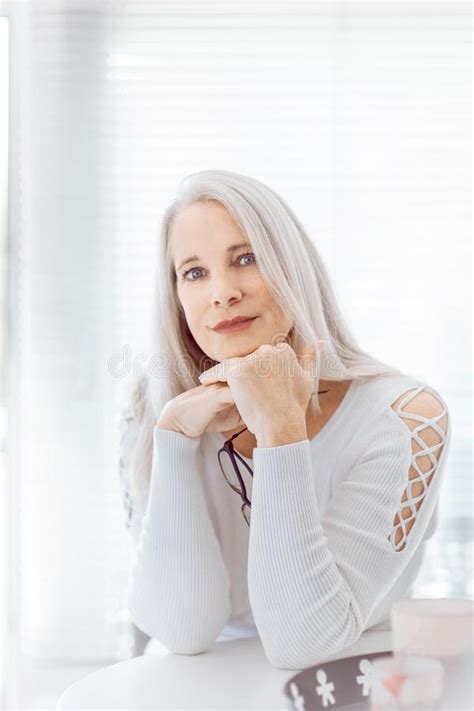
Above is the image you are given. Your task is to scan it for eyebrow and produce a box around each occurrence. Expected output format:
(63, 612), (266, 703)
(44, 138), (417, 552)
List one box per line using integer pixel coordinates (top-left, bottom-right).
(175, 242), (251, 272)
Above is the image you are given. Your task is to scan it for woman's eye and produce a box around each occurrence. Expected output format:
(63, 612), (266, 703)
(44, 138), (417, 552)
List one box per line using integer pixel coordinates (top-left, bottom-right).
(182, 252), (256, 282)
(182, 267), (204, 281)
(238, 252), (256, 266)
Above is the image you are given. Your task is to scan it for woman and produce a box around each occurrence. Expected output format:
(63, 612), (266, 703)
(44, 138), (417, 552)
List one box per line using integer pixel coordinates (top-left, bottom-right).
(118, 169), (450, 670)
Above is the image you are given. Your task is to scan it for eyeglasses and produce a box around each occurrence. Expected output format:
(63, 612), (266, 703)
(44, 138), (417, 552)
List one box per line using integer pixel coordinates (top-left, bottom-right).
(218, 426), (253, 526)
(217, 389), (331, 526)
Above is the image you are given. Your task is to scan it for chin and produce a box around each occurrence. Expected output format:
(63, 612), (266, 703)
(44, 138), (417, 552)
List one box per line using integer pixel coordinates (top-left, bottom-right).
(209, 344), (255, 361)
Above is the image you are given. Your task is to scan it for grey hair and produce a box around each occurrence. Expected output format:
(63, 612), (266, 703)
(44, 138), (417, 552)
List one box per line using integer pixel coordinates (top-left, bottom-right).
(127, 169), (402, 496)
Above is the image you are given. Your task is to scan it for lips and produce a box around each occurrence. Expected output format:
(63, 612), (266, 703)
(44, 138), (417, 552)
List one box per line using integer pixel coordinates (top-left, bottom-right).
(212, 316), (256, 332)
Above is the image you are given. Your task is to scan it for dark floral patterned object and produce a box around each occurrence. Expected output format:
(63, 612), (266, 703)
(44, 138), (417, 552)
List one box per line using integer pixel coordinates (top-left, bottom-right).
(284, 650), (392, 710)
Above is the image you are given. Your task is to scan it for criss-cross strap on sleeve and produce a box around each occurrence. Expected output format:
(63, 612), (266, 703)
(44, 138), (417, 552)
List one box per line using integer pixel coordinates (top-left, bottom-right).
(388, 386), (449, 552)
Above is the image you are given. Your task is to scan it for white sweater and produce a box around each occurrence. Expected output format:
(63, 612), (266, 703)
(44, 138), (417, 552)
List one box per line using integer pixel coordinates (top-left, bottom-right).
(118, 371), (451, 669)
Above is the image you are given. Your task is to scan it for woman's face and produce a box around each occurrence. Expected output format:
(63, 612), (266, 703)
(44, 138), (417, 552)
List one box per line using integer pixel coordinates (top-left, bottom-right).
(171, 200), (292, 363)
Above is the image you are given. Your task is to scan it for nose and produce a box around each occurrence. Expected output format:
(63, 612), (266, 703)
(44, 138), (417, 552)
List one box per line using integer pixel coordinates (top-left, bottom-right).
(210, 273), (243, 308)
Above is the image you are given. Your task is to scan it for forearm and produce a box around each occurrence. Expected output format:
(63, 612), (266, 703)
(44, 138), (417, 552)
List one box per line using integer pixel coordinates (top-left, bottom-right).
(127, 427), (231, 655)
(247, 440), (362, 669)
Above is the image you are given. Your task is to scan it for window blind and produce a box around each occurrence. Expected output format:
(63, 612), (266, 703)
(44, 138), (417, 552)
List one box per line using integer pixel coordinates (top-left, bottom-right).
(3, 0), (471, 666)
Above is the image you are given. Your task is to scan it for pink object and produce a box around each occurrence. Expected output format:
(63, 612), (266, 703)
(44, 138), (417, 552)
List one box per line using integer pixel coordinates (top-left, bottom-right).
(382, 672), (406, 697)
(369, 654), (444, 710)
(390, 598), (474, 710)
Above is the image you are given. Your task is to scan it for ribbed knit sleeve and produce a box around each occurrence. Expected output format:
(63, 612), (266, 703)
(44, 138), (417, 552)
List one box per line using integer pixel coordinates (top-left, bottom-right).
(247, 400), (450, 670)
(124, 423), (232, 655)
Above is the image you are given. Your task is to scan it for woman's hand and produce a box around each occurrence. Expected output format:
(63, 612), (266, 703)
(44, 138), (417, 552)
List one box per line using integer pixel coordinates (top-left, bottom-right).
(157, 382), (245, 439)
(198, 342), (319, 447)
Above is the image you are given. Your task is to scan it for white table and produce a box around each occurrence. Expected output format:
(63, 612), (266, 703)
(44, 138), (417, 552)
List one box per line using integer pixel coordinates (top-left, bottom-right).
(57, 630), (392, 710)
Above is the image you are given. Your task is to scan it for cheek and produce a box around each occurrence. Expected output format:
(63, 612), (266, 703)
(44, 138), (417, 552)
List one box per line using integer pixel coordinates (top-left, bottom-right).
(255, 283), (279, 311)
(180, 293), (206, 328)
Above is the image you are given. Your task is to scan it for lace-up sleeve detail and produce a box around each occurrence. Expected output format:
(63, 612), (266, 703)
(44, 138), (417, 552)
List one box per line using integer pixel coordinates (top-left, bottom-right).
(389, 386), (449, 552)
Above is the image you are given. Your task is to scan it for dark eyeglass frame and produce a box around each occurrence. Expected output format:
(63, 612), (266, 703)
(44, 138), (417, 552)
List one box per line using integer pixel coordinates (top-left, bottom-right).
(218, 426), (253, 526)
(217, 389), (331, 526)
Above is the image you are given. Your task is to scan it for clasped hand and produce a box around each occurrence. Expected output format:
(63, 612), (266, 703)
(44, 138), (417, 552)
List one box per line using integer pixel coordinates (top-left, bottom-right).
(199, 342), (319, 444)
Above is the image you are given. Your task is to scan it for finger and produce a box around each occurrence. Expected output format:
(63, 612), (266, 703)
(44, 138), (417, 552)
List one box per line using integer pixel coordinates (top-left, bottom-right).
(214, 386), (235, 405)
(222, 407), (245, 428)
(199, 363), (225, 384)
(206, 405), (243, 433)
(200, 373), (227, 385)
(220, 404), (243, 423)
(199, 358), (241, 384)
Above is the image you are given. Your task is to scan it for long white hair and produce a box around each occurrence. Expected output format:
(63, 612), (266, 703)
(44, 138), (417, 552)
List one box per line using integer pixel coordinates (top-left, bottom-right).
(128, 169), (401, 496)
